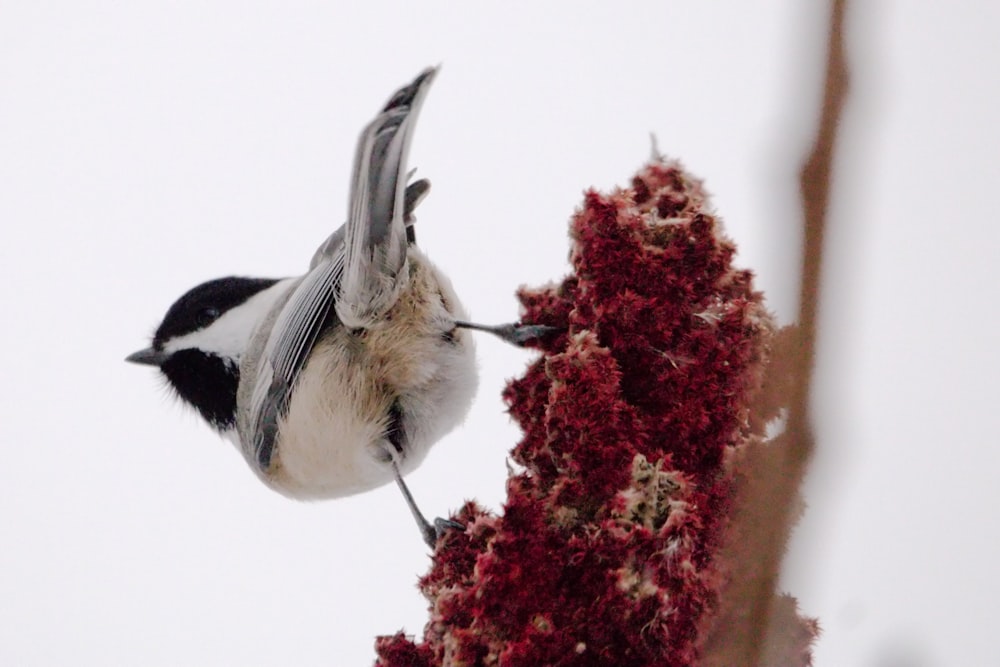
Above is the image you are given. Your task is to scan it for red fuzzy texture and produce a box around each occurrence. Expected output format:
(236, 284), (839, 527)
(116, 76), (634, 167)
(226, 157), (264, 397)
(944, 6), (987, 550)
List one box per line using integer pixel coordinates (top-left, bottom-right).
(375, 159), (815, 666)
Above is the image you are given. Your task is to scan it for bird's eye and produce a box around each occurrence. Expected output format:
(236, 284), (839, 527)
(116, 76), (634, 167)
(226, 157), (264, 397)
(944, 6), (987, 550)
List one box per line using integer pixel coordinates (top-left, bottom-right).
(196, 307), (221, 326)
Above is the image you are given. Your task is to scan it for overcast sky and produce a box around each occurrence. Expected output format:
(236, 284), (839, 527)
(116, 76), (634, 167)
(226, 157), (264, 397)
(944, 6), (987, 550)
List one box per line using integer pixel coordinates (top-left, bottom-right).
(2, 2), (998, 665)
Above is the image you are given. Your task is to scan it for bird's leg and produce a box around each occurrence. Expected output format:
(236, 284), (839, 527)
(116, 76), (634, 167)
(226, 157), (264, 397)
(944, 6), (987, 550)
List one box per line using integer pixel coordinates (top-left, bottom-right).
(390, 458), (461, 548)
(454, 321), (560, 347)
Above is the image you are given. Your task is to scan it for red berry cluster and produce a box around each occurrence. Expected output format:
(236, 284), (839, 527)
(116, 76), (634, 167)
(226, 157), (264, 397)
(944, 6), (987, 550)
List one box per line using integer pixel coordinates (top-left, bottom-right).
(376, 159), (814, 667)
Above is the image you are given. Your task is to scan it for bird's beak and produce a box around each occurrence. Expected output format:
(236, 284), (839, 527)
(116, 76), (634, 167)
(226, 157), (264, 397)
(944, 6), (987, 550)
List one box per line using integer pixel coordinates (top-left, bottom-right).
(125, 347), (170, 367)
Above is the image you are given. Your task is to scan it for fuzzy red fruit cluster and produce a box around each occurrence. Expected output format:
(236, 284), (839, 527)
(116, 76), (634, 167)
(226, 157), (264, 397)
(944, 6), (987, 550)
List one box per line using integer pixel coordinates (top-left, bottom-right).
(375, 159), (815, 666)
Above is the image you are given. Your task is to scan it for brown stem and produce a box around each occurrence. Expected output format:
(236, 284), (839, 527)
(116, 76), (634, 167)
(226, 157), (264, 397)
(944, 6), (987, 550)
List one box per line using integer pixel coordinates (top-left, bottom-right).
(755, 0), (849, 660)
(701, 1), (849, 664)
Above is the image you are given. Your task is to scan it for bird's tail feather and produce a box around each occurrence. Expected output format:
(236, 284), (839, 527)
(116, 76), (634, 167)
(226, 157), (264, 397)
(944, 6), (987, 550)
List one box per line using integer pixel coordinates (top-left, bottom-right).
(336, 67), (437, 329)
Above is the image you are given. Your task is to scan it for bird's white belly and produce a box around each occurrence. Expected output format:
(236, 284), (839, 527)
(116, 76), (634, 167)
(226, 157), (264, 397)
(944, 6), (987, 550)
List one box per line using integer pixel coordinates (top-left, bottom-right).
(261, 335), (476, 500)
(239, 252), (479, 500)
(265, 360), (399, 498)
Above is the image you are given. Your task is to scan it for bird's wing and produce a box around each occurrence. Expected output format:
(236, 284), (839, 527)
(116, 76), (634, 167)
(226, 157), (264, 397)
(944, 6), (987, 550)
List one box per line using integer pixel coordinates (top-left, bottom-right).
(245, 67), (437, 468)
(243, 254), (342, 468)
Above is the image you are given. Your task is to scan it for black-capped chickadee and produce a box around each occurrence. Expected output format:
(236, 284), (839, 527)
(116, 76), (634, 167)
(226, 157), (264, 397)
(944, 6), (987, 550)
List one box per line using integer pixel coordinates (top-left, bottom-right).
(126, 68), (549, 546)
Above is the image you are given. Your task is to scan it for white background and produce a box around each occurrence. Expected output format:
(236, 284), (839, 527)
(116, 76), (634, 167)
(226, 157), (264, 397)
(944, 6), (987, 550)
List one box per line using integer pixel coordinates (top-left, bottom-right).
(2, 2), (998, 665)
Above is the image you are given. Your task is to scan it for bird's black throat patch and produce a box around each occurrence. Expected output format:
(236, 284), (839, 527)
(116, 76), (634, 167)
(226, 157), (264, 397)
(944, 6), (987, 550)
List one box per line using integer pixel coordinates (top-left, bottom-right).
(160, 349), (240, 431)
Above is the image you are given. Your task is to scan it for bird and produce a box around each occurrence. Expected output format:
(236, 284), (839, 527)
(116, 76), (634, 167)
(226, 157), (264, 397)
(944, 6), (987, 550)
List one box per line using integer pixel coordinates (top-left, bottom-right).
(126, 67), (550, 547)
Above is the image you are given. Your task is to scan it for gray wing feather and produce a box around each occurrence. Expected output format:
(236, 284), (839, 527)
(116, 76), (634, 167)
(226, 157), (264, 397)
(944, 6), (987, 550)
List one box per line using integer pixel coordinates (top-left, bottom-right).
(244, 67), (438, 467)
(247, 254), (344, 467)
(309, 224), (346, 270)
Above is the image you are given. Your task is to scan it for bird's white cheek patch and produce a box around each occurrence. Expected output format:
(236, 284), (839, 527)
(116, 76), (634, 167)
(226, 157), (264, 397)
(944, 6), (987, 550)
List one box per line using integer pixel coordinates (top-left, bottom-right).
(163, 280), (293, 358)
